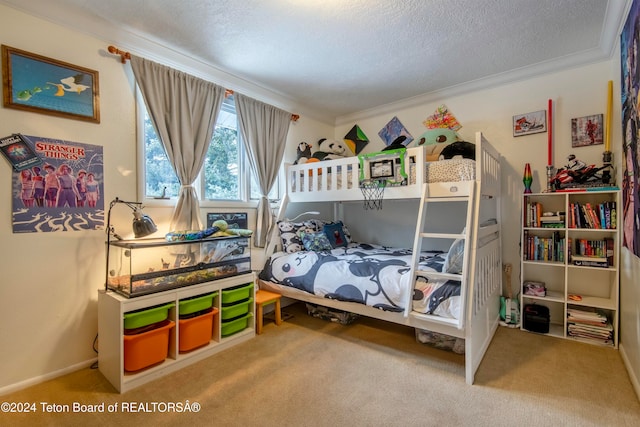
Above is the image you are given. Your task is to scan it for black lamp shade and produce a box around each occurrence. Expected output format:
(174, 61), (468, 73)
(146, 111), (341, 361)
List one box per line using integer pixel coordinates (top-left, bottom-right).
(132, 211), (157, 238)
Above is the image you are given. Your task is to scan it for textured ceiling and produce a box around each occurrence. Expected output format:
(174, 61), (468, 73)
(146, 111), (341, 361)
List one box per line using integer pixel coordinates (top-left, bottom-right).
(0, 0), (631, 122)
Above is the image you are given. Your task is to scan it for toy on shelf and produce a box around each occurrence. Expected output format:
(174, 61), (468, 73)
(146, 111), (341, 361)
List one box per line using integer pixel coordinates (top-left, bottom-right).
(523, 163), (533, 194)
(550, 154), (615, 190)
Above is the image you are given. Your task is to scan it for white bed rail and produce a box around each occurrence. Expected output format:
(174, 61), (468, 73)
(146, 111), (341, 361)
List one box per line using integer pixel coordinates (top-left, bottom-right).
(284, 132), (500, 203)
(475, 132), (501, 198)
(285, 146), (426, 203)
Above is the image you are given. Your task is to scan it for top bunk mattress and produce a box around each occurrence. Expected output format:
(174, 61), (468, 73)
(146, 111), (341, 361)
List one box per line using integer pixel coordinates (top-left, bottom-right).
(424, 158), (475, 182)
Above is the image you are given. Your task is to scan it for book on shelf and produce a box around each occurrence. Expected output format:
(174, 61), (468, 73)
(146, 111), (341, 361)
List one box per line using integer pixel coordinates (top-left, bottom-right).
(567, 307), (613, 344)
(606, 238), (614, 266)
(611, 201), (617, 229)
(540, 215), (564, 228)
(540, 216), (564, 222)
(604, 202), (611, 229)
(525, 201), (543, 227)
(587, 203), (601, 229)
(571, 255), (609, 268)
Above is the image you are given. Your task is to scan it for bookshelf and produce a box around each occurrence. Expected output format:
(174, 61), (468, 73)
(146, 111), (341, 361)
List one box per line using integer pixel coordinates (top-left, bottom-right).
(520, 189), (620, 347)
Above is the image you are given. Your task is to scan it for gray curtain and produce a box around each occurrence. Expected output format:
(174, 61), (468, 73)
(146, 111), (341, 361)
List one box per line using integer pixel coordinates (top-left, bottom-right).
(235, 93), (291, 247)
(130, 55), (225, 231)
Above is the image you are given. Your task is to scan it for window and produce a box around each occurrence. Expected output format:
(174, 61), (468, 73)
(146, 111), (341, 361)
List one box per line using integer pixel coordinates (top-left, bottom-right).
(141, 94), (280, 204)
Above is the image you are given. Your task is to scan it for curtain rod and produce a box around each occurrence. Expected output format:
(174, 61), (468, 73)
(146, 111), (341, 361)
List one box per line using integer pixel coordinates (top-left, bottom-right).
(107, 45), (299, 122)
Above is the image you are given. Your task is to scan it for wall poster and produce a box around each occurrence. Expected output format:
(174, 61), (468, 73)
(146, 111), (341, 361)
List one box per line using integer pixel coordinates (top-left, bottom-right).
(621, 1), (640, 258)
(11, 135), (104, 233)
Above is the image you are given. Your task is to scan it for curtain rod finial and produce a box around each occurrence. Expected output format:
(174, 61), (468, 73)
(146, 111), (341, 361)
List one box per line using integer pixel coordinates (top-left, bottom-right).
(108, 45), (130, 63)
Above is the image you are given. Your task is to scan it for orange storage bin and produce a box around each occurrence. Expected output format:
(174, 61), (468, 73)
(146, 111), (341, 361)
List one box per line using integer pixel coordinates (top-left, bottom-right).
(179, 308), (218, 353)
(123, 320), (175, 372)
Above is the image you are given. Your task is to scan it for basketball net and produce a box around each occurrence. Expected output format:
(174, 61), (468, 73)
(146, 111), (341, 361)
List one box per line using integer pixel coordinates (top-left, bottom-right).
(360, 179), (386, 210)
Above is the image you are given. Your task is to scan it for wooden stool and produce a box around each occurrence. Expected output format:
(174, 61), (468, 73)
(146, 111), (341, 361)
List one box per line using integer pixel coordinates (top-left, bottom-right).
(255, 289), (282, 334)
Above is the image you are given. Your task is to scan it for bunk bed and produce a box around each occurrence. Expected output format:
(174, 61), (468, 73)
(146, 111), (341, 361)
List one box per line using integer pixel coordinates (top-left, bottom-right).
(258, 131), (502, 384)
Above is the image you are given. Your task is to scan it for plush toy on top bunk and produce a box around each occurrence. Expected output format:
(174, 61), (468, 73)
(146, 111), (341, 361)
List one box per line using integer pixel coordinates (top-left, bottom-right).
(293, 142), (312, 165)
(417, 104), (475, 161)
(294, 138), (353, 165)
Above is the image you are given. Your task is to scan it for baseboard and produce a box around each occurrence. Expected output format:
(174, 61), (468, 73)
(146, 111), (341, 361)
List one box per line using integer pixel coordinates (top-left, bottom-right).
(0, 357), (97, 397)
(619, 343), (640, 402)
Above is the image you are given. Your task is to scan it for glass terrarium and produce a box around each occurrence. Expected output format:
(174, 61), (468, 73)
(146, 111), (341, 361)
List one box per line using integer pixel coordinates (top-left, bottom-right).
(106, 236), (251, 297)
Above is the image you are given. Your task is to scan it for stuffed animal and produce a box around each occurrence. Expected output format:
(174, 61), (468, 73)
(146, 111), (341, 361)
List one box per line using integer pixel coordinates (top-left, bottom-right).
(417, 128), (461, 161)
(439, 140), (476, 160)
(210, 219), (253, 237)
(311, 138), (350, 161)
(294, 141), (312, 165)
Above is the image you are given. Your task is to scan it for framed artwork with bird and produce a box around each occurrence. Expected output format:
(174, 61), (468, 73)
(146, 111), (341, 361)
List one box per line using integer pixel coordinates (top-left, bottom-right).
(2, 44), (100, 123)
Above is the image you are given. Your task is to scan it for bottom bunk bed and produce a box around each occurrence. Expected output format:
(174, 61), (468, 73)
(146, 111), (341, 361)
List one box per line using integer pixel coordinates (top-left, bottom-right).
(259, 131), (502, 384)
(258, 226), (501, 385)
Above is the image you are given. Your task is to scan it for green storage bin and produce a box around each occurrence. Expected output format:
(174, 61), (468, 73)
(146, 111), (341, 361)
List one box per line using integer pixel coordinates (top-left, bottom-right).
(179, 292), (217, 316)
(221, 282), (254, 305)
(221, 312), (253, 337)
(123, 302), (175, 330)
(221, 297), (253, 321)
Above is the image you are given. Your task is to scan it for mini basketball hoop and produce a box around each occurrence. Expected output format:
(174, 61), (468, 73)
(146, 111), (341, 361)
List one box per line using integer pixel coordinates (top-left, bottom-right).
(357, 148), (408, 210)
(360, 179), (387, 210)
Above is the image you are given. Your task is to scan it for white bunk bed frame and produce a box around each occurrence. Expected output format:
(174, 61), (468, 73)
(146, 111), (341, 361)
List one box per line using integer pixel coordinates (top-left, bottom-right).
(261, 131), (502, 384)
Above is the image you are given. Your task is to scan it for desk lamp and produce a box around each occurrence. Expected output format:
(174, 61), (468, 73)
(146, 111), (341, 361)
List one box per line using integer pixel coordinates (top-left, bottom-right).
(104, 197), (157, 291)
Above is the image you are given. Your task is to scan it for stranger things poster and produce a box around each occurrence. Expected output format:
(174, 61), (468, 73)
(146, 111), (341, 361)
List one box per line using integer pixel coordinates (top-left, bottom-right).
(11, 135), (104, 233)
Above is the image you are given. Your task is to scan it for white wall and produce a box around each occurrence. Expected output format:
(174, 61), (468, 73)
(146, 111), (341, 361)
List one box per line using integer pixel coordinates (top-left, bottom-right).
(1, 3), (638, 397)
(333, 61), (623, 267)
(0, 4), (332, 394)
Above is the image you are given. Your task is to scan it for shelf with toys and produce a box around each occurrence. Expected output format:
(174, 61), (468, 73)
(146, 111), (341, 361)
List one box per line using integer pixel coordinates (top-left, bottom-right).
(520, 188), (619, 347)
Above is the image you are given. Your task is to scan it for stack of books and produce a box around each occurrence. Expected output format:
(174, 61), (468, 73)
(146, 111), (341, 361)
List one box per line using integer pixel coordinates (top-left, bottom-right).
(567, 307), (613, 345)
(539, 213), (565, 228)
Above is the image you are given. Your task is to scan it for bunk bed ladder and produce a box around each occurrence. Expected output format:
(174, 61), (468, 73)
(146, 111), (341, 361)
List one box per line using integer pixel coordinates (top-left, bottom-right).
(406, 183), (478, 332)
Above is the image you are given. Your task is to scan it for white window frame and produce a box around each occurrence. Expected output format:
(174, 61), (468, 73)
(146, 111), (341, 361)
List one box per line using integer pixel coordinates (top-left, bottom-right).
(136, 88), (282, 208)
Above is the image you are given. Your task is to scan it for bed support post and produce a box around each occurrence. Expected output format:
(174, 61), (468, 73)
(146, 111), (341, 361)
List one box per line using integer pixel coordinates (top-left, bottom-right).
(333, 202), (344, 223)
(264, 194), (289, 258)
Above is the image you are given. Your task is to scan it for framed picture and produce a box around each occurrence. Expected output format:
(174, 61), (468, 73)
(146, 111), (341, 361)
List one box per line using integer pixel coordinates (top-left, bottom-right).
(2, 45), (100, 123)
(513, 110), (546, 137)
(571, 114), (604, 147)
(370, 159), (395, 179)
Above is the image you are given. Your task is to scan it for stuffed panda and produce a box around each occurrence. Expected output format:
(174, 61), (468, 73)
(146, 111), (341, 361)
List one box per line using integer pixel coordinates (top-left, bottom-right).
(311, 138), (350, 161)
